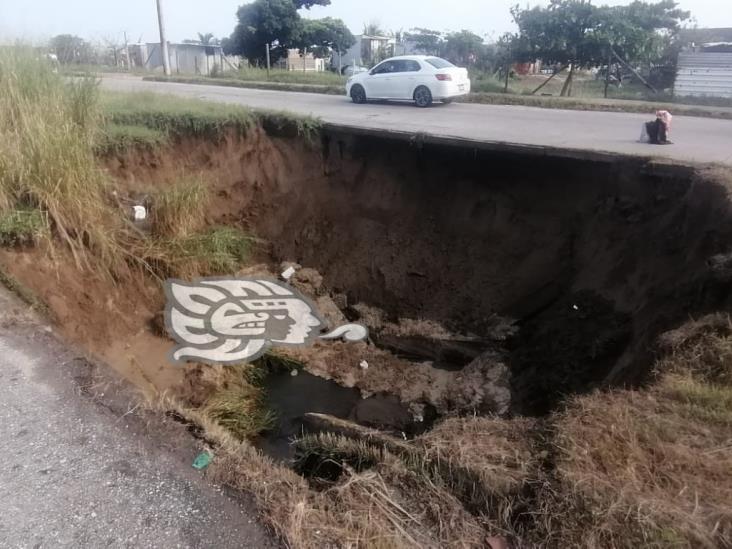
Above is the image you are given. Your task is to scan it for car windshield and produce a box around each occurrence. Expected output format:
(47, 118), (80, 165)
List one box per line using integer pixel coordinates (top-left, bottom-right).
(425, 57), (455, 69)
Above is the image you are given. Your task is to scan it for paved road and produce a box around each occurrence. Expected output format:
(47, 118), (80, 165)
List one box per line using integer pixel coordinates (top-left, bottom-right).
(0, 288), (276, 548)
(102, 76), (732, 166)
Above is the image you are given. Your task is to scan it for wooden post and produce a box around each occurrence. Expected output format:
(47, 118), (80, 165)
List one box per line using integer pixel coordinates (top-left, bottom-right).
(504, 62), (510, 93)
(560, 64), (574, 97)
(530, 65), (565, 95)
(604, 54), (611, 98)
(611, 48), (658, 94)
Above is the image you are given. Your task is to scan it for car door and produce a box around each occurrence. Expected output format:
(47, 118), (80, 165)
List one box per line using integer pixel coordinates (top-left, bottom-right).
(400, 60), (423, 99)
(366, 60), (396, 98)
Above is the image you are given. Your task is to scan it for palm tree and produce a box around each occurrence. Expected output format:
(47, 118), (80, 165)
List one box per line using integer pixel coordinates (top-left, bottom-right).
(197, 33), (217, 46)
(362, 21), (385, 37)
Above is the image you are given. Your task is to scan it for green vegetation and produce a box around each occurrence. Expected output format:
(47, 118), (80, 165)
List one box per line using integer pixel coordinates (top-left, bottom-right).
(149, 178), (208, 239)
(0, 209), (48, 246)
(96, 123), (168, 154)
(233, 66), (346, 86)
(99, 90), (323, 152)
(102, 91), (257, 138)
(0, 49), (123, 273)
(200, 365), (277, 441)
(143, 74), (344, 95)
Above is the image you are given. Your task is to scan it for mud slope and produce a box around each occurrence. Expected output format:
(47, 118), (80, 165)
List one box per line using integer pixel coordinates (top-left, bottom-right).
(109, 128), (732, 413)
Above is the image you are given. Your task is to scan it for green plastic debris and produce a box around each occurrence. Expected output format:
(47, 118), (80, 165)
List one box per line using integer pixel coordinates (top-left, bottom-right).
(192, 451), (213, 470)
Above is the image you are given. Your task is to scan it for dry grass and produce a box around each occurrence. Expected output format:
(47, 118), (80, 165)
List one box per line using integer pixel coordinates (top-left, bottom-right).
(162, 316), (732, 548)
(0, 49), (127, 273)
(540, 316), (732, 548)
(149, 177), (208, 239)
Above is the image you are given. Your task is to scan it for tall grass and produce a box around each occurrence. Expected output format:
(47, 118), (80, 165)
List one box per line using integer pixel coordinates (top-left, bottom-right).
(150, 177), (209, 239)
(0, 49), (124, 272)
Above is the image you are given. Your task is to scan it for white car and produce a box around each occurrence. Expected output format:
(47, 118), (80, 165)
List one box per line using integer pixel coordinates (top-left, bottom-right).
(346, 55), (471, 107)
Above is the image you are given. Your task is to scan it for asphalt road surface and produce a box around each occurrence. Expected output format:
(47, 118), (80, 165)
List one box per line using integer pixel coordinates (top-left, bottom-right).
(101, 76), (732, 166)
(0, 288), (276, 549)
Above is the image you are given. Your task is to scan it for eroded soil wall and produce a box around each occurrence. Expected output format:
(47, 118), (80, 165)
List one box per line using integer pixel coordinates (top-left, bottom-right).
(94, 128), (732, 411)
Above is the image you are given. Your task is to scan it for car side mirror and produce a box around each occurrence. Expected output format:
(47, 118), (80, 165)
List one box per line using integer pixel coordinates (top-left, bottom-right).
(369, 69), (375, 76)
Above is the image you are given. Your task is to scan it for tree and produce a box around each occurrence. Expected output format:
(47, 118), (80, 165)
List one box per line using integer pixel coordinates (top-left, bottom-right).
(300, 17), (355, 58)
(511, 0), (690, 96)
(441, 30), (485, 66)
(404, 28), (443, 55)
(363, 21), (385, 37)
(183, 33), (220, 45)
(227, 0), (333, 64)
(198, 32), (218, 45)
(49, 34), (95, 65)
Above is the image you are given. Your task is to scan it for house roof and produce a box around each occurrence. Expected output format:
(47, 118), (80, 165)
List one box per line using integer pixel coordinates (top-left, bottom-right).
(679, 27), (732, 45)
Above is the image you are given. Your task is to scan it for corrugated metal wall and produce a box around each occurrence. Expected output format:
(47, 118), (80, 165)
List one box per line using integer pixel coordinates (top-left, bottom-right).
(675, 52), (732, 98)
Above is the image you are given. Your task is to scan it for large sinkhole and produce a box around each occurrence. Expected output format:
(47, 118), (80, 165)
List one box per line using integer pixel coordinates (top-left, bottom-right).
(108, 127), (732, 421)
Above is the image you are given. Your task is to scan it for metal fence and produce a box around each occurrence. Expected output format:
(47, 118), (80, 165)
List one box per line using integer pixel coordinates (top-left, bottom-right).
(675, 52), (732, 98)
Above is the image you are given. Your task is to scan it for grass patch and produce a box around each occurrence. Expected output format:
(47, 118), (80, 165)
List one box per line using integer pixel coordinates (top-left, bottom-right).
(143, 75), (345, 96)
(0, 209), (49, 246)
(102, 90), (323, 144)
(142, 226), (252, 279)
(172, 364), (277, 441)
(149, 177), (208, 239)
(96, 123), (168, 154)
(102, 91), (257, 138)
(232, 67), (346, 86)
(200, 366), (277, 441)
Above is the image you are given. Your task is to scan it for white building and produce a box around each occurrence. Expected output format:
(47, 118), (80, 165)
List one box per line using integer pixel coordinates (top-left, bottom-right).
(331, 35), (396, 73)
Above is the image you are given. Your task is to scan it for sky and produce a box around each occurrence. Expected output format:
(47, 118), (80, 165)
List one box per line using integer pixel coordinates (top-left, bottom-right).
(1, 0), (730, 46)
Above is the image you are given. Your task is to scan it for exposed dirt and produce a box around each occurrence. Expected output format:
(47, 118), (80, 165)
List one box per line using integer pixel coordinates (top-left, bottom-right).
(3, 127), (732, 419)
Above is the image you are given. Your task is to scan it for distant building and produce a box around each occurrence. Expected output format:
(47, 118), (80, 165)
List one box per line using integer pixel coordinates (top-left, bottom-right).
(277, 49), (326, 72)
(332, 35), (396, 73)
(129, 42), (230, 76)
(674, 28), (732, 98)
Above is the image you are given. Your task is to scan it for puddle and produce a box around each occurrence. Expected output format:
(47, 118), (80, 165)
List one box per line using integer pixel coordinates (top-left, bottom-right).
(255, 368), (430, 461)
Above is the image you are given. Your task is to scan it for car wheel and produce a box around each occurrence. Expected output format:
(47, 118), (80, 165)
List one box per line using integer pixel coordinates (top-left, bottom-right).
(350, 84), (367, 104)
(414, 86), (433, 108)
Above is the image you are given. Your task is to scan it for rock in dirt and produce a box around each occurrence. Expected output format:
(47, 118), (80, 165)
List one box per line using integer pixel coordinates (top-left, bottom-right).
(448, 351), (512, 416)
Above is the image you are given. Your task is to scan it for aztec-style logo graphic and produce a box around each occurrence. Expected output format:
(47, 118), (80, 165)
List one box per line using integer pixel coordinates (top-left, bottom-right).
(165, 278), (368, 365)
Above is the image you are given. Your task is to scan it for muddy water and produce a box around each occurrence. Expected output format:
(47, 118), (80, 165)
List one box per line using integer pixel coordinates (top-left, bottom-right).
(256, 369), (425, 461)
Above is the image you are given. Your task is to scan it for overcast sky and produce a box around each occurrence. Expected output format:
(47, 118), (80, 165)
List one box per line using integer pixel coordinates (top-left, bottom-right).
(1, 0), (729, 45)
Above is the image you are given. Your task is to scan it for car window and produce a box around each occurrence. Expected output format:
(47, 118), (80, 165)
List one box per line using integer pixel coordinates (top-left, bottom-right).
(405, 60), (422, 72)
(372, 61), (396, 74)
(426, 57), (455, 69)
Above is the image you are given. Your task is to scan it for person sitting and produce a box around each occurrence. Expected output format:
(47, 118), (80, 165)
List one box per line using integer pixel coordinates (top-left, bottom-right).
(641, 110), (673, 145)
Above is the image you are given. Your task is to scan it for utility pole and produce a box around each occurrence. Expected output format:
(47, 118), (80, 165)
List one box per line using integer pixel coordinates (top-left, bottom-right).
(265, 43), (271, 77)
(156, 0), (171, 76)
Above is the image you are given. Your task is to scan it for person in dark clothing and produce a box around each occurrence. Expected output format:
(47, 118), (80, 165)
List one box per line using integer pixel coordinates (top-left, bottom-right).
(643, 110), (673, 145)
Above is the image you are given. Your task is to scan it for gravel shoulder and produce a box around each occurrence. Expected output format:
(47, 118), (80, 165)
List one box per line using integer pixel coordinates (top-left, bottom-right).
(0, 287), (277, 549)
